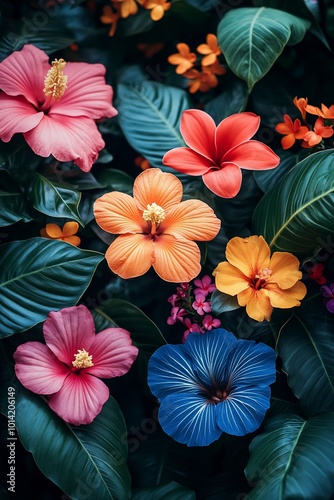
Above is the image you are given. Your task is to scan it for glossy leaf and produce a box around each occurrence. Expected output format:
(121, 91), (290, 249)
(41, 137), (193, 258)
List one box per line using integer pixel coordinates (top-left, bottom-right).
(0, 238), (103, 337)
(0, 380), (131, 499)
(277, 295), (334, 416)
(245, 413), (334, 499)
(252, 149), (334, 254)
(204, 78), (249, 124)
(210, 289), (240, 314)
(27, 172), (83, 225)
(217, 7), (310, 90)
(117, 81), (191, 170)
(132, 481), (195, 499)
(0, 171), (31, 226)
(95, 169), (134, 194)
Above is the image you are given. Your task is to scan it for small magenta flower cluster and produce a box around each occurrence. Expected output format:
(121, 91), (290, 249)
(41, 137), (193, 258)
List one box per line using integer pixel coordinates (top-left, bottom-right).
(167, 275), (221, 341)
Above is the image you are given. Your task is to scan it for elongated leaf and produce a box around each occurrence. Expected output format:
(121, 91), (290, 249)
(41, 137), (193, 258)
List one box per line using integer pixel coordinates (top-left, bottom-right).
(132, 481), (195, 499)
(0, 238), (103, 337)
(117, 81), (191, 170)
(0, 379), (131, 499)
(217, 7), (310, 90)
(0, 171), (31, 225)
(252, 150), (334, 254)
(245, 413), (334, 499)
(210, 289), (240, 314)
(277, 295), (334, 415)
(27, 172), (83, 225)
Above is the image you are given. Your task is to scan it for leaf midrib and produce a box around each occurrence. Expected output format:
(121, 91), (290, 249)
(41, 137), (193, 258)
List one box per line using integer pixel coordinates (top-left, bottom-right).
(278, 420), (307, 499)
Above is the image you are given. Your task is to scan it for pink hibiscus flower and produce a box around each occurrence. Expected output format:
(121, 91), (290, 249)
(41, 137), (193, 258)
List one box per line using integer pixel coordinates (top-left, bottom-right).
(162, 109), (280, 198)
(14, 305), (138, 425)
(0, 44), (117, 172)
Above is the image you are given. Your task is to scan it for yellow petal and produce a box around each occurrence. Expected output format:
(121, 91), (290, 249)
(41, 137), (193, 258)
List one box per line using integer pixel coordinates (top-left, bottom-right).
(133, 168), (182, 211)
(45, 224), (63, 238)
(105, 234), (154, 279)
(62, 221), (79, 237)
(238, 287), (272, 322)
(161, 199), (220, 242)
(268, 252), (302, 289)
(94, 192), (145, 234)
(213, 261), (249, 295)
(225, 235), (270, 278)
(267, 281), (307, 308)
(154, 234), (201, 282)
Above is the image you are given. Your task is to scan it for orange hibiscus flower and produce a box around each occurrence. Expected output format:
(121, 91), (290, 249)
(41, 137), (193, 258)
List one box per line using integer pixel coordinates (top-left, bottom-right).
(213, 235), (306, 322)
(40, 222), (81, 246)
(93, 168), (221, 282)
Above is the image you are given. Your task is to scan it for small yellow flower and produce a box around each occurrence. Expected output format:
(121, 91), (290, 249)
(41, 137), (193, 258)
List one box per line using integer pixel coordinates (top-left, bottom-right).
(213, 235), (307, 322)
(197, 34), (221, 66)
(40, 222), (81, 246)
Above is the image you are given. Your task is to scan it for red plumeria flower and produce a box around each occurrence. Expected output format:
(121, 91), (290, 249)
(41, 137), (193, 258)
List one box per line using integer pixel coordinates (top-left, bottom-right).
(163, 109), (280, 198)
(193, 275), (216, 297)
(14, 305), (138, 425)
(202, 314), (221, 331)
(0, 44), (117, 172)
(302, 117), (334, 147)
(192, 293), (211, 315)
(275, 114), (309, 150)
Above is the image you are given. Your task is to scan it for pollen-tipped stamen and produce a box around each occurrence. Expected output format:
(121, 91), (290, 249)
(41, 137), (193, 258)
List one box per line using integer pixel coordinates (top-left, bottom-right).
(72, 348), (94, 369)
(43, 58), (68, 99)
(142, 202), (166, 225)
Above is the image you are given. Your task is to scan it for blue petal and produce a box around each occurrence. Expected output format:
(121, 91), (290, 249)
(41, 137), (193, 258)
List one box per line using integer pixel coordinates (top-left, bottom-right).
(216, 385), (271, 436)
(158, 392), (222, 446)
(183, 329), (238, 388)
(226, 340), (276, 389)
(148, 344), (200, 399)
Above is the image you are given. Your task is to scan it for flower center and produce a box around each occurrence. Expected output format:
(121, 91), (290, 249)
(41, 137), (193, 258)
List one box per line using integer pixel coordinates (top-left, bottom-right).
(142, 203), (166, 225)
(253, 267), (272, 290)
(72, 348), (94, 369)
(43, 58), (68, 99)
(210, 388), (228, 404)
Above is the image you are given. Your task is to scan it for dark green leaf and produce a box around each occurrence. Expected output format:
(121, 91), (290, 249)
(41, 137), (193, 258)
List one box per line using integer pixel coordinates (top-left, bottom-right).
(245, 413), (334, 499)
(210, 289), (240, 314)
(95, 169), (134, 194)
(0, 238), (103, 337)
(217, 7), (310, 90)
(27, 172), (83, 225)
(252, 149), (334, 254)
(0, 171), (31, 225)
(132, 481), (195, 499)
(205, 78), (249, 124)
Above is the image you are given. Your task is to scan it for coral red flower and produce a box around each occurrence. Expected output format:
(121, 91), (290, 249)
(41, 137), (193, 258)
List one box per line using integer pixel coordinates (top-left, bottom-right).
(0, 44), (117, 172)
(168, 43), (197, 75)
(275, 114), (309, 149)
(93, 168), (221, 282)
(163, 110), (280, 198)
(40, 222), (81, 246)
(302, 117), (334, 147)
(14, 305), (138, 425)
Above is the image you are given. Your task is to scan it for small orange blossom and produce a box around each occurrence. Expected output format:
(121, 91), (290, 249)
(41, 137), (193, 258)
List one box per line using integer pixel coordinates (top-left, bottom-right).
(137, 0), (171, 21)
(197, 34), (221, 66)
(168, 43), (197, 75)
(305, 103), (334, 120)
(40, 222), (81, 246)
(302, 117), (333, 147)
(293, 96), (308, 121)
(275, 114), (309, 149)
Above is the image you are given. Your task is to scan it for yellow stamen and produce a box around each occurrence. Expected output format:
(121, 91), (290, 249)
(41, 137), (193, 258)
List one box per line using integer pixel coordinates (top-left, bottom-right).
(72, 348), (94, 369)
(43, 58), (68, 99)
(142, 202), (166, 224)
(255, 268), (273, 280)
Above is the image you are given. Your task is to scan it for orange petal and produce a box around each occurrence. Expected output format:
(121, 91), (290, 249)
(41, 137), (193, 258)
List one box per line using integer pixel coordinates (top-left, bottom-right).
(226, 235), (270, 279)
(305, 104), (322, 117)
(133, 168), (182, 211)
(213, 261), (249, 296)
(62, 221), (79, 237)
(94, 192), (145, 235)
(105, 234), (154, 278)
(40, 228), (48, 238)
(275, 122), (292, 135)
(268, 252), (302, 289)
(267, 281), (307, 308)
(151, 5), (164, 20)
(201, 54), (217, 66)
(281, 134), (296, 150)
(161, 199), (220, 241)
(196, 44), (212, 55)
(168, 54), (186, 65)
(206, 34), (219, 51)
(45, 224), (63, 238)
(238, 287), (272, 322)
(175, 60), (194, 75)
(294, 126), (309, 139)
(64, 235), (81, 246)
(176, 43), (191, 56)
(154, 234), (201, 282)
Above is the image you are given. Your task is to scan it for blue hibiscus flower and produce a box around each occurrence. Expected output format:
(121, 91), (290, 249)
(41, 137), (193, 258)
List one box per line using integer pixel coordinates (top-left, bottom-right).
(147, 328), (276, 446)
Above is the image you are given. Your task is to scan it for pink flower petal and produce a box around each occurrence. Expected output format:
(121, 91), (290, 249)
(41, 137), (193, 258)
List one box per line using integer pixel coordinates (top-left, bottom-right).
(215, 112), (260, 159)
(43, 305), (96, 367)
(180, 109), (216, 161)
(203, 164), (242, 198)
(85, 328), (138, 378)
(24, 114), (105, 172)
(0, 44), (49, 107)
(162, 147), (213, 175)
(14, 342), (69, 394)
(49, 62), (117, 119)
(48, 372), (109, 425)
(0, 94), (43, 142)
(223, 141), (280, 170)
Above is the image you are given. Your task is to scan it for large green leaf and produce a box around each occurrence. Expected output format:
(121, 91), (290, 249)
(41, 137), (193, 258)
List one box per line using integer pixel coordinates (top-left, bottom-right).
(132, 482), (195, 499)
(27, 172), (83, 225)
(217, 7), (310, 90)
(252, 150), (334, 254)
(0, 238), (103, 337)
(245, 413), (334, 499)
(0, 379), (131, 499)
(0, 171), (31, 226)
(277, 295), (334, 416)
(117, 81), (191, 170)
